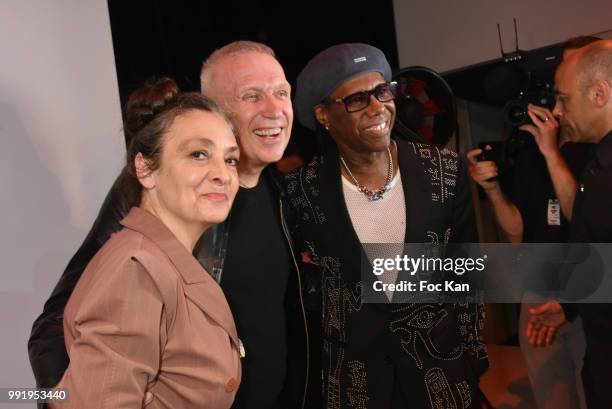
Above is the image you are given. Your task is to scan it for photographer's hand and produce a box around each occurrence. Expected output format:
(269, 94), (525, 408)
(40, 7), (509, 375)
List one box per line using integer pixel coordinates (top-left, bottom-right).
(526, 301), (567, 347)
(466, 147), (499, 191)
(519, 104), (560, 158)
(467, 148), (523, 242)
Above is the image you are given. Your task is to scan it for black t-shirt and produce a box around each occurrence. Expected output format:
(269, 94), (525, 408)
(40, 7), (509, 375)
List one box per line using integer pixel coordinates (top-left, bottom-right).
(221, 176), (291, 409)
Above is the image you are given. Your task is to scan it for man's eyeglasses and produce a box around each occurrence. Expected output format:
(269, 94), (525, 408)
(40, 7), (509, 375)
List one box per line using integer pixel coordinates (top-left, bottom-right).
(328, 81), (397, 113)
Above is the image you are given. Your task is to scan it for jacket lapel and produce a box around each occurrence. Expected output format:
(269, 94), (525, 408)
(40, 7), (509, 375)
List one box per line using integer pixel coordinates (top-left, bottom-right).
(395, 138), (436, 244)
(183, 281), (239, 347)
(317, 146), (370, 286)
(121, 207), (239, 347)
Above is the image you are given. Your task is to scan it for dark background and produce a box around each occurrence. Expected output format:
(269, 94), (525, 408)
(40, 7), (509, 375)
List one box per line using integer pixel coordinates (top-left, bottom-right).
(108, 0), (399, 108)
(107, 1), (565, 152)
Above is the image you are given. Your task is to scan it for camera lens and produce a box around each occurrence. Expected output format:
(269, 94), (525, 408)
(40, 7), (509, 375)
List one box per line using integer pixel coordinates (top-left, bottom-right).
(504, 100), (528, 127)
(503, 81), (555, 128)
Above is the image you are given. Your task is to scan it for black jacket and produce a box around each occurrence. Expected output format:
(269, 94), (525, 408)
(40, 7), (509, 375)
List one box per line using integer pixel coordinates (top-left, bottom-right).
(283, 138), (489, 408)
(28, 167), (313, 409)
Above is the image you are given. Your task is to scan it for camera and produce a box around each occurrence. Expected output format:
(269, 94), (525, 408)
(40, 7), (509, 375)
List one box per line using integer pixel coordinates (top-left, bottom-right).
(477, 142), (503, 163)
(503, 80), (555, 127)
(476, 142), (506, 182)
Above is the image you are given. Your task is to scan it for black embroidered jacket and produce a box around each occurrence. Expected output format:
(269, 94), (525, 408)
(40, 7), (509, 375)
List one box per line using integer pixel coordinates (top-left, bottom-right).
(283, 138), (489, 409)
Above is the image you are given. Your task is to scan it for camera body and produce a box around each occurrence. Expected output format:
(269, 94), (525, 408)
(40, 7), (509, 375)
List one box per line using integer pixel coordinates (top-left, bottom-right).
(476, 141), (507, 182)
(503, 80), (555, 127)
(477, 142), (504, 164)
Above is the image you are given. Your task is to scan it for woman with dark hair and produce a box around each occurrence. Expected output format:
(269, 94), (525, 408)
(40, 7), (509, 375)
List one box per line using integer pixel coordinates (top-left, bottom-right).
(50, 78), (242, 409)
(123, 77), (181, 146)
(286, 44), (488, 408)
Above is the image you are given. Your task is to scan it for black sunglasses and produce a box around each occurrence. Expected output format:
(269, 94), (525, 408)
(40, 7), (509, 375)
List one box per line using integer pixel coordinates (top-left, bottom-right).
(328, 81), (397, 113)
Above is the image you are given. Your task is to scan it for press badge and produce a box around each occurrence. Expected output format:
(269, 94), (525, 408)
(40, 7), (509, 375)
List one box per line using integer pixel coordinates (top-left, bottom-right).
(547, 199), (561, 226)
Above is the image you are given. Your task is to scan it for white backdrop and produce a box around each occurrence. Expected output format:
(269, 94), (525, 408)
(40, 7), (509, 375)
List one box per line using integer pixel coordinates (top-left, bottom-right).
(0, 1), (124, 406)
(393, 0), (612, 73)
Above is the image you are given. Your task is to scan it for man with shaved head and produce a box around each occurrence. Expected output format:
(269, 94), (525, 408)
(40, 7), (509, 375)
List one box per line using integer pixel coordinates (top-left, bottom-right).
(468, 37), (600, 409)
(528, 39), (612, 409)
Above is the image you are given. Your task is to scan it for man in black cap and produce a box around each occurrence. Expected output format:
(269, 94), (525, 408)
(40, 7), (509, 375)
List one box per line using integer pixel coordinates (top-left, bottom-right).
(284, 43), (488, 409)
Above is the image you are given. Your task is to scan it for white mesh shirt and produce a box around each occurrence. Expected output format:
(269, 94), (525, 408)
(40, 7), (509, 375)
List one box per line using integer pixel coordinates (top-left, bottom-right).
(342, 170), (406, 300)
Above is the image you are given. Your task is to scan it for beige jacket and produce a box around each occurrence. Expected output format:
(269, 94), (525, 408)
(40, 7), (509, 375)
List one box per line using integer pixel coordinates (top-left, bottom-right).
(53, 207), (241, 409)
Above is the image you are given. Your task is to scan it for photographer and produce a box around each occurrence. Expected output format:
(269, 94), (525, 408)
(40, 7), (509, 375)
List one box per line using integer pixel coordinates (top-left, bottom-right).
(467, 36), (600, 409)
(526, 39), (612, 409)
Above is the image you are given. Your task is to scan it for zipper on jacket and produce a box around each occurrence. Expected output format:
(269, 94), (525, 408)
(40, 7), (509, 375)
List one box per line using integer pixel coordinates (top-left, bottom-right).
(279, 199), (310, 409)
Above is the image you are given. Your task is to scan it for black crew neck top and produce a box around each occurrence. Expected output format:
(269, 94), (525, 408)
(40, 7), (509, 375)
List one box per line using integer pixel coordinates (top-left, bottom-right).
(221, 176), (291, 409)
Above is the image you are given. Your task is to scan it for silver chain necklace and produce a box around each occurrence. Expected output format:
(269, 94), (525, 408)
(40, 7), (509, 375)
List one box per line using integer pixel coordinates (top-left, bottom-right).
(340, 146), (393, 201)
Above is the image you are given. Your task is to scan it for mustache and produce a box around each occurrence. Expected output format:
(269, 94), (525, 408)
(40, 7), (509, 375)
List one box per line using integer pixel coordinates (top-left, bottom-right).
(363, 114), (393, 127)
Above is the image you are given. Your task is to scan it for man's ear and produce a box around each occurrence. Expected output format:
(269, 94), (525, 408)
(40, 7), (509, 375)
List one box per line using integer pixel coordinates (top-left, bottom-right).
(314, 105), (330, 130)
(135, 153), (155, 189)
(591, 79), (611, 108)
